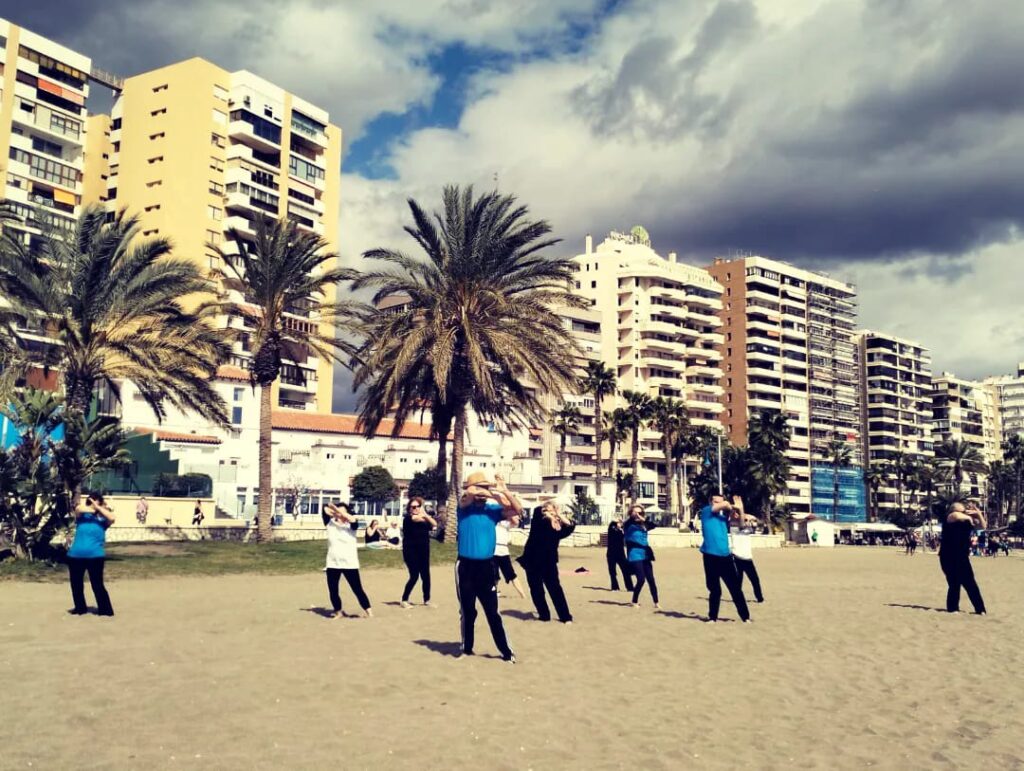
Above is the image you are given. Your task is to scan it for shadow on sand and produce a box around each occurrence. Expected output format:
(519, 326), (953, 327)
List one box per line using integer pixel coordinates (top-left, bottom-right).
(885, 603), (948, 613)
(655, 610), (713, 622)
(501, 608), (537, 621)
(588, 599), (634, 607)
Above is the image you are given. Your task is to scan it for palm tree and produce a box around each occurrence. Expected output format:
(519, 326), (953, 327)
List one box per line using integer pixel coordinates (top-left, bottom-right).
(863, 465), (885, 522)
(0, 205), (229, 421)
(673, 424), (716, 522)
(905, 459), (923, 521)
(748, 411), (790, 530)
(748, 410), (790, 457)
(986, 460), (1013, 529)
(347, 186), (582, 541)
(604, 408), (630, 480)
(620, 390), (653, 504)
(579, 361), (616, 497)
(650, 396), (688, 518)
(826, 439), (853, 522)
(551, 403), (582, 478)
(883, 451), (917, 517)
(917, 459), (948, 526)
(935, 439), (988, 493)
(1003, 435), (1024, 525)
(215, 215), (356, 543)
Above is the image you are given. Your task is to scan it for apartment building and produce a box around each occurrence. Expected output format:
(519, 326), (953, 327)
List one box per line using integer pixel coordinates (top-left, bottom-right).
(0, 20), (92, 243)
(856, 331), (933, 518)
(572, 229), (725, 513)
(708, 255), (864, 520)
(985, 363), (1024, 443)
(95, 58), (343, 413)
(931, 373), (1002, 497)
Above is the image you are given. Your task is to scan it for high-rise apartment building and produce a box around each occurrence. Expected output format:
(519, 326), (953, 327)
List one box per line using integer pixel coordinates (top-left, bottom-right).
(985, 363), (1024, 443)
(708, 255), (864, 520)
(0, 20), (92, 242)
(931, 373), (1002, 496)
(96, 58), (343, 413)
(856, 331), (933, 518)
(572, 229), (725, 513)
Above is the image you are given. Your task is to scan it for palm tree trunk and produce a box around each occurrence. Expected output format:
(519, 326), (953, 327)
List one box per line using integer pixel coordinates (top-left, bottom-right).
(663, 439), (675, 519)
(608, 439), (617, 479)
(256, 384), (273, 543)
(444, 405), (467, 544)
(676, 459), (686, 524)
(630, 430), (640, 504)
(594, 405), (603, 498)
(559, 434), (567, 477)
(833, 466), (840, 523)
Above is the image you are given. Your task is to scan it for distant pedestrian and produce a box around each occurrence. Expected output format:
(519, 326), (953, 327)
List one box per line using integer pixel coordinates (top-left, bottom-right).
(624, 504), (659, 609)
(519, 501), (575, 623)
(606, 516), (634, 592)
(700, 494), (751, 623)
(939, 502), (986, 614)
(456, 472), (519, 662)
(494, 516), (527, 599)
(192, 499), (205, 527)
(67, 493), (115, 616)
(401, 497), (436, 608)
(323, 502), (373, 619)
(135, 496), (149, 525)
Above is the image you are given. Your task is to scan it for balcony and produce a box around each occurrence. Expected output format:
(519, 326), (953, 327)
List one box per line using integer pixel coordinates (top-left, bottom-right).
(229, 119), (280, 155)
(686, 293), (724, 311)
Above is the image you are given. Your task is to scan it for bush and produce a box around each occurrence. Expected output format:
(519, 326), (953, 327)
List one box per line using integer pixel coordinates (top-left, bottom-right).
(407, 465), (447, 502)
(153, 472), (212, 498)
(351, 465), (397, 503)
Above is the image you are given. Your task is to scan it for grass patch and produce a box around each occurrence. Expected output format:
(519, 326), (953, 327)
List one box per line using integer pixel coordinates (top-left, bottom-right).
(0, 539), (500, 583)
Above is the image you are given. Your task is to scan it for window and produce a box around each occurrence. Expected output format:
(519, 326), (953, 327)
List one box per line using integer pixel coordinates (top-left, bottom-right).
(213, 85), (229, 102)
(50, 112), (82, 139)
(210, 157), (225, 173)
(31, 137), (63, 159)
(209, 181), (224, 195)
(8, 148), (80, 188)
(151, 108), (167, 117)
(144, 205), (160, 212)
(211, 133), (225, 148)
(143, 229), (159, 236)
(288, 187), (314, 205)
(149, 132), (165, 140)
(205, 230), (221, 245)
(288, 154), (325, 183)
(153, 84), (169, 93)
(212, 108), (227, 125)
(148, 156), (164, 164)
(145, 180), (162, 188)
(233, 388), (244, 401)
(230, 109), (281, 144)
(18, 45), (86, 87)
(590, 280), (597, 289)
(207, 205), (222, 221)
(231, 406), (243, 425)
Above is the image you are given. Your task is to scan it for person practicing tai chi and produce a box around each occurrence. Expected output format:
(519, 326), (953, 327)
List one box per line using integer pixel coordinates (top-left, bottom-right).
(518, 500), (576, 623)
(323, 502), (373, 619)
(624, 504), (659, 610)
(606, 516), (634, 592)
(494, 516), (526, 599)
(939, 502), (987, 614)
(700, 494), (751, 623)
(401, 497), (436, 608)
(729, 498), (764, 604)
(67, 492), (116, 616)
(455, 472), (520, 662)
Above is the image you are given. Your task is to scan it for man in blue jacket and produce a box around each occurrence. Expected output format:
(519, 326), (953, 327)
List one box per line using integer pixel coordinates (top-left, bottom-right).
(700, 494), (751, 623)
(456, 471), (521, 662)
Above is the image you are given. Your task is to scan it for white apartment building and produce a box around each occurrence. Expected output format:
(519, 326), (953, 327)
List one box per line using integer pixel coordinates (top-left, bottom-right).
(708, 255), (864, 520)
(856, 330), (934, 518)
(571, 229), (725, 514)
(931, 372), (1002, 497)
(985, 363), (1024, 443)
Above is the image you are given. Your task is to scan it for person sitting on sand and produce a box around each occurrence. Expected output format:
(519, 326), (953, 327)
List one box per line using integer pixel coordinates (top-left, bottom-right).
(323, 502), (373, 619)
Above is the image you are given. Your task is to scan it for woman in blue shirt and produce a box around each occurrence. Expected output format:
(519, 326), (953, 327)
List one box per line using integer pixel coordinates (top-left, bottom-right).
(67, 492), (116, 616)
(623, 504), (659, 609)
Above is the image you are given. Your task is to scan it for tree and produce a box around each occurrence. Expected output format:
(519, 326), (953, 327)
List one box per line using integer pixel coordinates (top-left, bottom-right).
(407, 465), (448, 502)
(347, 186), (582, 542)
(604, 408), (630, 480)
(568, 489), (600, 525)
(215, 215), (356, 544)
(0, 206), (229, 421)
(650, 396), (688, 518)
(986, 460), (1013, 529)
(350, 466), (398, 511)
(915, 459), (947, 527)
(619, 390), (653, 504)
(747, 411), (791, 530)
(1003, 435), (1024, 525)
(551, 403), (582, 478)
(864, 466), (885, 522)
(825, 439), (853, 522)
(579, 361), (616, 498)
(935, 439), (987, 493)
(883, 451), (916, 517)
(674, 424), (717, 521)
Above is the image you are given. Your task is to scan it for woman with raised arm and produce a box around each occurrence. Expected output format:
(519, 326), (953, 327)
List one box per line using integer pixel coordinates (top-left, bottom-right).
(67, 492), (116, 616)
(401, 497), (437, 608)
(323, 502), (373, 618)
(624, 504), (659, 610)
(518, 501), (575, 623)
(939, 501), (987, 614)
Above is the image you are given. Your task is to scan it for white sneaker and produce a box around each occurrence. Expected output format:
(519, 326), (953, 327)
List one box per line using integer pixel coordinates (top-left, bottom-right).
(400, 601), (412, 609)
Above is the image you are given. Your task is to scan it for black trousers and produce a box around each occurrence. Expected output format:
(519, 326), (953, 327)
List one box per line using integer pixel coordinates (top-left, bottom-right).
(941, 558), (986, 613)
(325, 568), (372, 613)
(631, 560), (659, 604)
(402, 548), (431, 603)
(524, 561), (572, 622)
(456, 558), (513, 658)
(607, 553), (634, 591)
(734, 557), (764, 602)
(494, 555), (517, 583)
(703, 553), (750, 621)
(68, 557), (114, 616)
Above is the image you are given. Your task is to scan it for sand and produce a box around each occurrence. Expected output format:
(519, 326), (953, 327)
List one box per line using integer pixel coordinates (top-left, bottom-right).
(1, 547), (1022, 770)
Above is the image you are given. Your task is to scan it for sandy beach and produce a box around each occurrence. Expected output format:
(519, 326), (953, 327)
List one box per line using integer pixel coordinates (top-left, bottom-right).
(2, 546), (1022, 770)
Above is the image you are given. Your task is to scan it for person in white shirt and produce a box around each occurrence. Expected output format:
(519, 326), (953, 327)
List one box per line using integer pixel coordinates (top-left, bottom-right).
(385, 519), (401, 547)
(323, 502), (373, 618)
(494, 516), (526, 598)
(729, 499), (764, 603)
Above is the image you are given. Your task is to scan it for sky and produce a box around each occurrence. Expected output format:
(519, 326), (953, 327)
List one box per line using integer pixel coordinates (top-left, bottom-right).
(5, 0), (1023, 411)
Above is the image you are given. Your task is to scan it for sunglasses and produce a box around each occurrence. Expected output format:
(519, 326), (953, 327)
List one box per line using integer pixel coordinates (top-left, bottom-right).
(410, 504), (421, 509)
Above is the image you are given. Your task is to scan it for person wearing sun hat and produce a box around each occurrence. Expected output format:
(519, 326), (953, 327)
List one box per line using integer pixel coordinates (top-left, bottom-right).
(455, 471), (522, 662)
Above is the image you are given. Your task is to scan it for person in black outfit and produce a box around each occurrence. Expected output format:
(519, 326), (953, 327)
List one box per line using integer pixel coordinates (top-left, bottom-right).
(401, 497), (437, 607)
(939, 502), (987, 614)
(606, 517), (634, 592)
(518, 500), (575, 623)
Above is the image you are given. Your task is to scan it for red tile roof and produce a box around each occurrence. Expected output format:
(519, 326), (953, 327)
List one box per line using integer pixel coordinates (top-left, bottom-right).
(272, 411), (441, 440)
(217, 365), (250, 383)
(133, 428), (222, 445)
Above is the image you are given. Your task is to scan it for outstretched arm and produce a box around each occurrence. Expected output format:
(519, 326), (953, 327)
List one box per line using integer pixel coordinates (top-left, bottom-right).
(492, 475), (523, 519)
